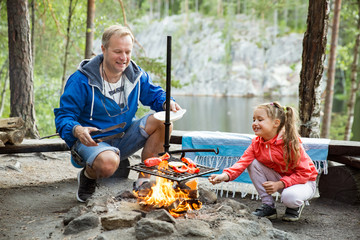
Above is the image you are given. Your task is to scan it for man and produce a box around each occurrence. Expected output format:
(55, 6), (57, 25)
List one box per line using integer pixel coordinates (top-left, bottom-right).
(54, 25), (181, 202)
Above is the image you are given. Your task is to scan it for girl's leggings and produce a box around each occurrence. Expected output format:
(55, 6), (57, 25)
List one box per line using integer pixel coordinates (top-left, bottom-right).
(247, 159), (317, 208)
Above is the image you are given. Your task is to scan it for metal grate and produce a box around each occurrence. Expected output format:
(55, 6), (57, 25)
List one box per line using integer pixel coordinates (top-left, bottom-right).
(128, 161), (219, 182)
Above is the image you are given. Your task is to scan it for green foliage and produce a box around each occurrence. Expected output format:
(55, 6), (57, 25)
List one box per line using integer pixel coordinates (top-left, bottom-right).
(0, 0), (351, 138)
(328, 113), (348, 140)
(132, 56), (181, 90)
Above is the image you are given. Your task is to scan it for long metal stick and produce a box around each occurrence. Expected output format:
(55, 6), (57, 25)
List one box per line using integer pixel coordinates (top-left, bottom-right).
(164, 36), (172, 153)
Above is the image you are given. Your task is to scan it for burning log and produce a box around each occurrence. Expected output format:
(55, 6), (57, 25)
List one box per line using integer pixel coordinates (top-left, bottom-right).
(133, 160), (203, 218)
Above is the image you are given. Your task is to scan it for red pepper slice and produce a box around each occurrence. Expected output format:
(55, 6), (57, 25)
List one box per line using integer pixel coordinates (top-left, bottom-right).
(187, 167), (200, 174)
(181, 157), (197, 168)
(144, 153), (170, 167)
(172, 165), (189, 173)
(160, 152), (171, 160)
(144, 157), (162, 167)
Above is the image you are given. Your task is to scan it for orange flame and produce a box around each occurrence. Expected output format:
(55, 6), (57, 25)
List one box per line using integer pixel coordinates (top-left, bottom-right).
(136, 160), (201, 217)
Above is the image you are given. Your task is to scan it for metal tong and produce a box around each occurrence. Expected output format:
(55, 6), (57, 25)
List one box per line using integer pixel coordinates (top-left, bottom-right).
(90, 122), (126, 143)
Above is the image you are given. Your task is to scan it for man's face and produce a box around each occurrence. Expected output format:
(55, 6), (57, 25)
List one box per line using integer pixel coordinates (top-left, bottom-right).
(102, 34), (133, 75)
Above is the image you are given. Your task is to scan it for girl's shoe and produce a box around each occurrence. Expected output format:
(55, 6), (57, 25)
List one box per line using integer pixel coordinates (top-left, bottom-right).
(282, 204), (305, 222)
(252, 204), (277, 219)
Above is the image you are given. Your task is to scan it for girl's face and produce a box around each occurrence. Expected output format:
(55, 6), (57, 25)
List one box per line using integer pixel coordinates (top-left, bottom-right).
(252, 108), (280, 141)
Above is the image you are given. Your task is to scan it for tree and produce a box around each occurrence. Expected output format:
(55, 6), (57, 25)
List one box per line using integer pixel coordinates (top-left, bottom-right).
(344, 0), (360, 140)
(30, 0), (35, 66)
(85, 0), (95, 59)
(60, 0), (78, 95)
(299, 0), (329, 138)
(321, 0), (342, 138)
(7, 0), (39, 138)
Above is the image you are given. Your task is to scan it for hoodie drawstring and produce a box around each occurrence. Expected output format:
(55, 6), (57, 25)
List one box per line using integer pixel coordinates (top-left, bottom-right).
(90, 86), (94, 120)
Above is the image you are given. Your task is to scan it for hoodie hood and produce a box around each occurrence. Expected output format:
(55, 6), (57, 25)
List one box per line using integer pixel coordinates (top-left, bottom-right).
(78, 54), (142, 93)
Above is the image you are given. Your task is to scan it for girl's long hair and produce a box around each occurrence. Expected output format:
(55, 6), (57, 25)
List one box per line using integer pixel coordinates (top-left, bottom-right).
(258, 102), (301, 170)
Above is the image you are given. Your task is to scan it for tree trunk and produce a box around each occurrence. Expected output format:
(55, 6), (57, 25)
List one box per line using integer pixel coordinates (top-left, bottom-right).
(164, 0), (169, 17)
(321, 0), (342, 138)
(30, 0), (35, 66)
(0, 58), (9, 116)
(60, 0), (74, 95)
(344, 0), (360, 141)
(7, 0), (39, 138)
(217, 0), (223, 17)
(299, 0), (329, 138)
(85, 0), (95, 59)
(149, 0), (153, 19)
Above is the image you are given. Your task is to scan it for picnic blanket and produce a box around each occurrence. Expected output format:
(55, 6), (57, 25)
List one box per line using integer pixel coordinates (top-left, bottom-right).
(182, 131), (330, 198)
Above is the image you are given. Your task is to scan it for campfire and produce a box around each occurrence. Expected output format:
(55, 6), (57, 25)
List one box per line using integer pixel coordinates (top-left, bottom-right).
(129, 36), (218, 218)
(133, 157), (203, 218)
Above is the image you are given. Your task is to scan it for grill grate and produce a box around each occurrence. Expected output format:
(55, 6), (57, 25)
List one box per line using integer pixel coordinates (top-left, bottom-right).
(128, 160), (219, 182)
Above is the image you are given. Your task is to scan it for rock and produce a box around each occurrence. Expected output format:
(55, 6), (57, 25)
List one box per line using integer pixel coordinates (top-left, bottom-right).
(96, 228), (137, 240)
(198, 185), (217, 204)
(235, 218), (263, 237)
(87, 195), (109, 214)
(216, 221), (248, 239)
(218, 205), (234, 214)
(134, 218), (175, 240)
(63, 212), (100, 235)
(134, 13), (303, 97)
(145, 209), (176, 224)
(221, 198), (251, 212)
(175, 219), (213, 238)
(266, 228), (294, 240)
(63, 205), (87, 226)
(6, 161), (21, 172)
(101, 210), (141, 230)
(115, 190), (137, 199)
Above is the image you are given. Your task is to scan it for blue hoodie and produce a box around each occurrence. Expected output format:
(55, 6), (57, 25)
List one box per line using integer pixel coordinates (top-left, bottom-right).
(54, 54), (167, 148)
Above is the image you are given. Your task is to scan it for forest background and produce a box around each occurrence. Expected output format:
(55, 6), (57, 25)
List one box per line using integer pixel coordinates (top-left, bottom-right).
(0, 0), (359, 141)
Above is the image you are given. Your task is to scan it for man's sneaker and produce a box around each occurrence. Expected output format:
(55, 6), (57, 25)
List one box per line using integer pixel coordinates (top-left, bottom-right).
(282, 204), (305, 222)
(77, 168), (96, 203)
(252, 204), (277, 219)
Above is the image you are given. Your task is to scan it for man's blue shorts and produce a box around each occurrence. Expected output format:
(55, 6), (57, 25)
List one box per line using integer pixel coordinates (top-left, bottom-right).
(71, 114), (150, 168)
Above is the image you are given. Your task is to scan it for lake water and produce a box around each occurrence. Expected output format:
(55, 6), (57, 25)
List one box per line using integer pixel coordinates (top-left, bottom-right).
(172, 95), (299, 134)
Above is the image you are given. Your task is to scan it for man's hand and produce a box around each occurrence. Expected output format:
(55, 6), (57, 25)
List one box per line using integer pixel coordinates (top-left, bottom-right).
(262, 181), (285, 194)
(208, 173), (230, 185)
(73, 125), (99, 147)
(164, 100), (181, 112)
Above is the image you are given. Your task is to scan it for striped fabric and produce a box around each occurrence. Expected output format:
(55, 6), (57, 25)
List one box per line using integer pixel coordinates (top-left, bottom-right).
(182, 131), (329, 197)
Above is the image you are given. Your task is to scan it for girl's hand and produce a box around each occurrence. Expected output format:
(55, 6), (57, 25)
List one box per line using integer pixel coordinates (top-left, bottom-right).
(208, 173), (229, 185)
(262, 181), (285, 194)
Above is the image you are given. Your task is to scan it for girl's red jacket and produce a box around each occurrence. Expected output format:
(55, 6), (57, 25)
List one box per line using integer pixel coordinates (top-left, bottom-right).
(223, 134), (318, 188)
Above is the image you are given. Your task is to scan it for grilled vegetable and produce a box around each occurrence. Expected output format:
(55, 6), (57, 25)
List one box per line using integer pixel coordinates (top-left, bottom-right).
(181, 157), (197, 168)
(144, 157), (163, 167)
(172, 165), (189, 173)
(187, 167), (200, 174)
(144, 152), (171, 167)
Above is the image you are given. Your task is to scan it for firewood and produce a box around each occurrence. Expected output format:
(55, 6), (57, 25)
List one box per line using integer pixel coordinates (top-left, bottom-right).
(319, 165), (360, 204)
(6, 129), (25, 145)
(0, 131), (8, 144)
(0, 117), (24, 130)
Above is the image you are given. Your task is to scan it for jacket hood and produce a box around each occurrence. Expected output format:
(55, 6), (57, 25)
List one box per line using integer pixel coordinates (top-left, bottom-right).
(78, 54), (142, 92)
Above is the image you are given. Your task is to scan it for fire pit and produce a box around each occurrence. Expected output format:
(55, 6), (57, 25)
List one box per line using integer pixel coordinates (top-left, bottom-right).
(130, 156), (217, 218)
(128, 36), (219, 217)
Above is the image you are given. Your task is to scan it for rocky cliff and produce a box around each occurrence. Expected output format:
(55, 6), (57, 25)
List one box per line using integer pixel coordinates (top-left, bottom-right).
(132, 13), (304, 97)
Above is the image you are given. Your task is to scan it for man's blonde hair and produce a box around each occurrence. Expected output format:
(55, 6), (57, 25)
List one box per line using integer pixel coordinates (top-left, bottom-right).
(102, 25), (134, 49)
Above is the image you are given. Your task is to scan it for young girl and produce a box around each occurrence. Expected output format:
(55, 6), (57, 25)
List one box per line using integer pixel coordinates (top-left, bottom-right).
(208, 102), (318, 222)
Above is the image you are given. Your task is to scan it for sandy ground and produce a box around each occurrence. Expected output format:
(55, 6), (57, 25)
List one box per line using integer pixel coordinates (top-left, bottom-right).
(0, 151), (359, 239)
